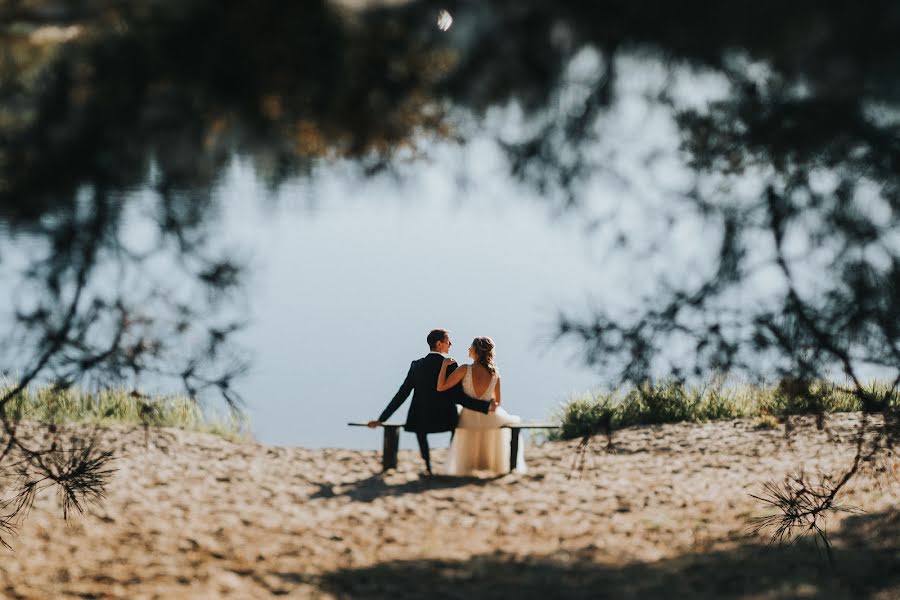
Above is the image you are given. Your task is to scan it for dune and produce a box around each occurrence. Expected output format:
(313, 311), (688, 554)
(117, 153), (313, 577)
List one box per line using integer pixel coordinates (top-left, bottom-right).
(0, 414), (897, 599)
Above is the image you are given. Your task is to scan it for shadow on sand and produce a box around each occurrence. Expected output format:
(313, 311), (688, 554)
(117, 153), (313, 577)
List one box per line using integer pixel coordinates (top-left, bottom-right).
(308, 472), (504, 503)
(315, 510), (900, 599)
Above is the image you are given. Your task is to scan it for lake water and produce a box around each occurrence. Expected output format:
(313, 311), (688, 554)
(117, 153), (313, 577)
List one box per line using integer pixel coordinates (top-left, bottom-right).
(221, 150), (611, 449)
(0, 60), (719, 450)
(213, 100), (708, 449)
(2, 4), (895, 458)
(0, 137), (627, 450)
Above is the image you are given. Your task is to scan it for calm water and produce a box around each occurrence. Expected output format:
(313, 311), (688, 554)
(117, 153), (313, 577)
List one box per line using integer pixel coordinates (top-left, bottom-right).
(220, 81), (708, 448)
(0, 139), (626, 449)
(2, 3), (896, 456)
(0, 62), (718, 449)
(221, 153), (609, 449)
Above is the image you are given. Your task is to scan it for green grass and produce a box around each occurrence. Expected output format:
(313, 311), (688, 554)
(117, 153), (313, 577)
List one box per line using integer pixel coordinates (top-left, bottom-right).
(551, 378), (898, 441)
(0, 384), (250, 440)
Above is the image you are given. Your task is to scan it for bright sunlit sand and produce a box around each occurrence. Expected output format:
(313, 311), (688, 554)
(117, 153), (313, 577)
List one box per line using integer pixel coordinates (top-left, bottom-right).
(1, 414), (896, 599)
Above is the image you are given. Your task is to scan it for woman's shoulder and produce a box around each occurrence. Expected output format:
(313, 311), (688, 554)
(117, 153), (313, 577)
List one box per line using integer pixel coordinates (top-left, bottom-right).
(469, 363), (498, 376)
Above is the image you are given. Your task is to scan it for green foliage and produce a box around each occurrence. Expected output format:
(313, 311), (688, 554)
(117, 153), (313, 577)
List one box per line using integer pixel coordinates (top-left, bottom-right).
(614, 379), (758, 429)
(855, 380), (900, 413)
(761, 378), (871, 417)
(557, 395), (617, 440)
(552, 378), (893, 441)
(753, 414), (780, 430)
(0, 384), (249, 440)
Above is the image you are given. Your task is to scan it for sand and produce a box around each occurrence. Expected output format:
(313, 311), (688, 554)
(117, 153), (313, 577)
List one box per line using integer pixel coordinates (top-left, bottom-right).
(0, 414), (897, 599)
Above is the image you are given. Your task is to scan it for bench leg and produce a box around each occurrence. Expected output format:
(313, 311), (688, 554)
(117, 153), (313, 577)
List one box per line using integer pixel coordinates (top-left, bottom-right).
(509, 428), (520, 473)
(382, 426), (400, 471)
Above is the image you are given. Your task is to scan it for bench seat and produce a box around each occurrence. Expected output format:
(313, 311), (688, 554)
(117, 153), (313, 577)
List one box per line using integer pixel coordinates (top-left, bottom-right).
(348, 421), (560, 472)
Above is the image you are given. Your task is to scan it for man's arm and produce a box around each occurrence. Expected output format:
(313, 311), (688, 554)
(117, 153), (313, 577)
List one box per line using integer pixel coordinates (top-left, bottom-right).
(455, 391), (494, 414)
(368, 361), (415, 427)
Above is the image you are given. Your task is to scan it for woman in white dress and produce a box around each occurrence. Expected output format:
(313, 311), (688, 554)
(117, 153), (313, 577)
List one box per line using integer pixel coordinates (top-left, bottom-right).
(436, 336), (526, 476)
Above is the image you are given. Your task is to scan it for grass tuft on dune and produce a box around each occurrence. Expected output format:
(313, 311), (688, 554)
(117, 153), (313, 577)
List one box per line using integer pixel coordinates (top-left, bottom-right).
(553, 378), (898, 440)
(0, 383), (249, 440)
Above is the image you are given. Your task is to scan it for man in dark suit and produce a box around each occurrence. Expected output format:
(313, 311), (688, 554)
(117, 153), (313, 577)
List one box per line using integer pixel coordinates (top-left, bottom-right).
(368, 328), (496, 475)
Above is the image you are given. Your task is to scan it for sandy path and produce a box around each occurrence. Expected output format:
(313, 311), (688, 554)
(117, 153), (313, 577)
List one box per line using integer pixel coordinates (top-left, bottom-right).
(0, 415), (897, 599)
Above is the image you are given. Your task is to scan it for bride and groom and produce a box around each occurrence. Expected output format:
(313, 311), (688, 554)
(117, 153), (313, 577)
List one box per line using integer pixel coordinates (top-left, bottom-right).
(367, 328), (526, 476)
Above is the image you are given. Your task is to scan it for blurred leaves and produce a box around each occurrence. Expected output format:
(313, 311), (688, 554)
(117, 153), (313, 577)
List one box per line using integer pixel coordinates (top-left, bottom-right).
(0, 0), (898, 551)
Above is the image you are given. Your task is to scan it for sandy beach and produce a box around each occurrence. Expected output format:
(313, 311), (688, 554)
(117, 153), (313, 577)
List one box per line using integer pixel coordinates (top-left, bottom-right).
(1, 414), (897, 599)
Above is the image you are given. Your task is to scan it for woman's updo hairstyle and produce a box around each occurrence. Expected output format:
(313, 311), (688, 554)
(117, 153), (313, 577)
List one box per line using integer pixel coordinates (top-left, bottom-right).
(471, 336), (497, 374)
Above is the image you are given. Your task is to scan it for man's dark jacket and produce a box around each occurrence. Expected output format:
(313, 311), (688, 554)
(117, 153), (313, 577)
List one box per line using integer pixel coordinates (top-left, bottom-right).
(378, 353), (491, 433)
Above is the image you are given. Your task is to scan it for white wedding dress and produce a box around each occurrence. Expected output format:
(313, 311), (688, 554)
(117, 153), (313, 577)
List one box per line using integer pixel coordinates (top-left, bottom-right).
(446, 366), (527, 476)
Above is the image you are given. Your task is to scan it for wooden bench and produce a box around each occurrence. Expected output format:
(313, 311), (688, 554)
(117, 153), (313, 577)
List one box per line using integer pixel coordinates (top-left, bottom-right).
(348, 422), (560, 473)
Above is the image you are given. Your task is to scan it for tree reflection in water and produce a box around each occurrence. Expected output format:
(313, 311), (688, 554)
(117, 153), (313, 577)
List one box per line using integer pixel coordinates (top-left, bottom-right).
(0, 0), (897, 547)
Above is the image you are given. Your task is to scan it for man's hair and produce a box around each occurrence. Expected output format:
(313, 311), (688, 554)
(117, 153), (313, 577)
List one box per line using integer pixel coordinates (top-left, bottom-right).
(427, 328), (449, 350)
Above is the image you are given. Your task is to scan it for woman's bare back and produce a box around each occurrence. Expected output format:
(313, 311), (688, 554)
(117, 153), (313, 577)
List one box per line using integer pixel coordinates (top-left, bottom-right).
(468, 363), (497, 399)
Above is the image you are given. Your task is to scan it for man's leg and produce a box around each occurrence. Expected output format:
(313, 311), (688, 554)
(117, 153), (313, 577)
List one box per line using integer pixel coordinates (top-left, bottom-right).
(416, 432), (432, 474)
